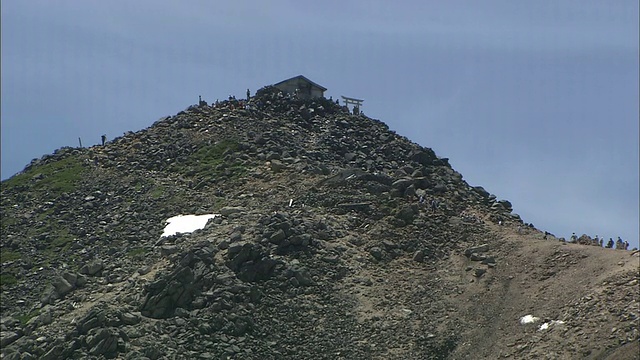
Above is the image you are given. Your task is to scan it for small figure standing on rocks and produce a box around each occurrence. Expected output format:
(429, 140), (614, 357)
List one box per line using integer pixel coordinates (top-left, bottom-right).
(246, 89), (251, 100)
(570, 233), (578, 243)
(606, 238), (614, 248)
(101, 134), (106, 146)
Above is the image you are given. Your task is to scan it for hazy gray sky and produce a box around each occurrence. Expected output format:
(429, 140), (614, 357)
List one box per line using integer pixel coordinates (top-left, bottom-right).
(2, 1), (638, 247)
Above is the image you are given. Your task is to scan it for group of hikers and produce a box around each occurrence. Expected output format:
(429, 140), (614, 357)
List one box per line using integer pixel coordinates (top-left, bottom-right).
(201, 87), (362, 116)
(460, 210), (484, 224)
(418, 195), (440, 212)
(568, 232), (631, 250)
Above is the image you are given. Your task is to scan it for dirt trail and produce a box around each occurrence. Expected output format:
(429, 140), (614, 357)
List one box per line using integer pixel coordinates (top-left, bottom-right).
(340, 218), (639, 359)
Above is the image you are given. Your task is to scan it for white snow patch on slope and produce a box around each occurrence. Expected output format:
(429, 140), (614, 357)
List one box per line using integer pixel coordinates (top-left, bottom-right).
(161, 214), (220, 237)
(519, 315), (540, 325)
(539, 320), (565, 331)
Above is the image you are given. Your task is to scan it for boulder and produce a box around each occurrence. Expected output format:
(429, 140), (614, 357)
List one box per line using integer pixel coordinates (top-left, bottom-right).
(80, 260), (104, 276)
(0, 331), (20, 347)
(219, 206), (243, 216)
(369, 247), (384, 261)
(86, 328), (120, 357)
(473, 268), (487, 277)
(473, 186), (490, 198)
(52, 276), (74, 297)
(464, 244), (489, 257)
(391, 178), (414, 191)
(269, 229), (287, 245)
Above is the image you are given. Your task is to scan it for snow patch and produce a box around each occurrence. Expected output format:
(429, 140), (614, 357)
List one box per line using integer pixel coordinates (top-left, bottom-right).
(161, 214), (220, 237)
(519, 315), (540, 325)
(538, 320), (565, 331)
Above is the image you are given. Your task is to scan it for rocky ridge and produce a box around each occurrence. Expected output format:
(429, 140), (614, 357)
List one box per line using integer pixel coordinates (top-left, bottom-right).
(1, 86), (638, 359)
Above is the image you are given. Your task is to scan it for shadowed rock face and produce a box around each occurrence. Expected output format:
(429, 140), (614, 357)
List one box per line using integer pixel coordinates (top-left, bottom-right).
(0, 86), (638, 359)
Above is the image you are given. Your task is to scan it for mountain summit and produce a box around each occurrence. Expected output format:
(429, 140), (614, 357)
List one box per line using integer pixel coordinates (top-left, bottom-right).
(1, 84), (638, 359)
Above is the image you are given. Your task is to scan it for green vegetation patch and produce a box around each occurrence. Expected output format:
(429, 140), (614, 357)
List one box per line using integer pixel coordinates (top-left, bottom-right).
(189, 139), (239, 166)
(0, 250), (21, 263)
(2, 156), (87, 194)
(16, 310), (40, 325)
(50, 228), (74, 248)
(1, 217), (18, 228)
(181, 139), (245, 179)
(0, 273), (17, 288)
(127, 247), (147, 258)
(149, 185), (165, 199)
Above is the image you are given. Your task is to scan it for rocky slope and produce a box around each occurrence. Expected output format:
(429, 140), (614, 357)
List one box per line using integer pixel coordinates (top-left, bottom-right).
(1, 86), (638, 359)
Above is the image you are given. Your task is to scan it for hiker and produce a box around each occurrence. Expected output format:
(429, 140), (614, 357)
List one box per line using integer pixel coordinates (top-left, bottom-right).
(570, 233), (578, 243)
(430, 199), (438, 212)
(624, 241), (629, 250)
(543, 231), (549, 240)
(599, 238), (603, 247)
(246, 89), (250, 100)
(606, 238), (614, 248)
(101, 134), (106, 146)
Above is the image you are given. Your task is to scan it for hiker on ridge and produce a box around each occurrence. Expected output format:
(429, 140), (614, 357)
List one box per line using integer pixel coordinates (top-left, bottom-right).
(606, 238), (614, 248)
(570, 233), (578, 243)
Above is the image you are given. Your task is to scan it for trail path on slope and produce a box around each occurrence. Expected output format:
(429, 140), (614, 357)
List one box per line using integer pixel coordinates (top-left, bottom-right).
(445, 220), (639, 359)
(337, 216), (638, 359)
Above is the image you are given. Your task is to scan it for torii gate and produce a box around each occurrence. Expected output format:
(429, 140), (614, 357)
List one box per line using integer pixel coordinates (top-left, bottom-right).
(341, 96), (364, 115)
